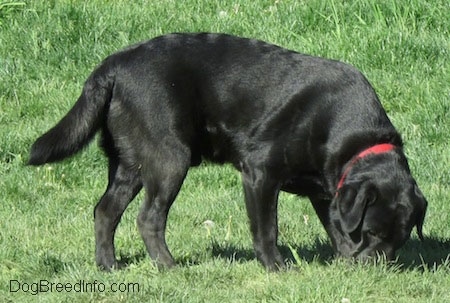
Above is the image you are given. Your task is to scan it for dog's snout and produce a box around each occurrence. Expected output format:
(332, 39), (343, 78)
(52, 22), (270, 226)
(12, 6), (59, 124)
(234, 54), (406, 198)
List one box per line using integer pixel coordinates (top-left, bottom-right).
(354, 246), (395, 262)
(335, 231), (395, 262)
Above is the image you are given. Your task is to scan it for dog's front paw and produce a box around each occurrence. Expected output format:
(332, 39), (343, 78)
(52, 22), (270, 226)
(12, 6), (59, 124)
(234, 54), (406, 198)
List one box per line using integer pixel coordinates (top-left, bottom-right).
(96, 256), (119, 272)
(257, 248), (286, 271)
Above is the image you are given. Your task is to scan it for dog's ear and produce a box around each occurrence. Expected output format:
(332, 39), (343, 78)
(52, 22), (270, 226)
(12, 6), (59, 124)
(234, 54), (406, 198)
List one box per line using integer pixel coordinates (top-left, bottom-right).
(337, 183), (376, 233)
(413, 184), (428, 241)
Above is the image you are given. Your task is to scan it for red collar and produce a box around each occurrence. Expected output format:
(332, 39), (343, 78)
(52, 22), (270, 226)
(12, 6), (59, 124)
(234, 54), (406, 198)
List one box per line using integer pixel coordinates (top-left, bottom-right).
(336, 143), (396, 192)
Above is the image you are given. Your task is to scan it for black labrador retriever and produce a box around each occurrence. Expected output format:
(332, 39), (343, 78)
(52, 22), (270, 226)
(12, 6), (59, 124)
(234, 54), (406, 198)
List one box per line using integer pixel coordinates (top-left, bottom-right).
(28, 33), (428, 271)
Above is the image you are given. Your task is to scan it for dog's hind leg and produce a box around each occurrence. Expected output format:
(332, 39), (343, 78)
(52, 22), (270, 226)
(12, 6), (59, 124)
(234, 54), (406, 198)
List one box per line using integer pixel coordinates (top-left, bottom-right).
(136, 142), (190, 269)
(94, 159), (142, 270)
(241, 160), (284, 271)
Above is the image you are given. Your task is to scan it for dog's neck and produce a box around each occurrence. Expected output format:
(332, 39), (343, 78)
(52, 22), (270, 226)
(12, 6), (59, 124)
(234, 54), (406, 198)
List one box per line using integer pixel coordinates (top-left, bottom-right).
(335, 143), (396, 194)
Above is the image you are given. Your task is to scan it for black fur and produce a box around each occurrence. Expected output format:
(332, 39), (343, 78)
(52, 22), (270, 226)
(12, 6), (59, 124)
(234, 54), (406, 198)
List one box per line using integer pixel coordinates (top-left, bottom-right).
(28, 33), (427, 271)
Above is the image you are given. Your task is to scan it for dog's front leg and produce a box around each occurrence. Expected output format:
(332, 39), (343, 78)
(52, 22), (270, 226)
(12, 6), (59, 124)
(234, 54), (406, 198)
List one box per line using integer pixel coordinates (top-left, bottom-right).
(308, 195), (338, 249)
(309, 195), (349, 256)
(241, 162), (284, 271)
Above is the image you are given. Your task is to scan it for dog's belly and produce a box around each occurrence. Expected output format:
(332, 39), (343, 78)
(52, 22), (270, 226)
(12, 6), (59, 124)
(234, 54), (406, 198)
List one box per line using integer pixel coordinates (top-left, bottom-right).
(281, 174), (328, 197)
(191, 118), (329, 198)
(196, 123), (235, 165)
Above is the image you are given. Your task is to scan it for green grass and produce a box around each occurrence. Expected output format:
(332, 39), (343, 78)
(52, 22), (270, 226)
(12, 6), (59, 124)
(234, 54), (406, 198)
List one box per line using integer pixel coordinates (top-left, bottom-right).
(1, 0), (449, 302)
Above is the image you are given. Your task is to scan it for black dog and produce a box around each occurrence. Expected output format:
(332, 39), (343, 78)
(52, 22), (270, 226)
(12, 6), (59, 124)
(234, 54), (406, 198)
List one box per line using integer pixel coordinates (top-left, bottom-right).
(28, 33), (427, 271)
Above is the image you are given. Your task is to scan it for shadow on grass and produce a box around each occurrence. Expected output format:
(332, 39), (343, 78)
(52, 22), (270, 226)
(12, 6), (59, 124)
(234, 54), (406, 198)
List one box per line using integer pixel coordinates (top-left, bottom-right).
(210, 239), (334, 266)
(116, 251), (148, 269)
(112, 237), (449, 271)
(397, 236), (450, 271)
(210, 237), (450, 271)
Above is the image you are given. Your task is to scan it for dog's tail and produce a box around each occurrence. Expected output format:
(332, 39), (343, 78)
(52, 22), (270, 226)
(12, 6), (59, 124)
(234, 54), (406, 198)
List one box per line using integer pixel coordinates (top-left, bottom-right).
(28, 62), (114, 165)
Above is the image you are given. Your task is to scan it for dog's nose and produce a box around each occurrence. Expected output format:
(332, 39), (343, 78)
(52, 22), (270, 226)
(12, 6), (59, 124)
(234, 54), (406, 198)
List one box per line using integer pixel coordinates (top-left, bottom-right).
(355, 247), (395, 262)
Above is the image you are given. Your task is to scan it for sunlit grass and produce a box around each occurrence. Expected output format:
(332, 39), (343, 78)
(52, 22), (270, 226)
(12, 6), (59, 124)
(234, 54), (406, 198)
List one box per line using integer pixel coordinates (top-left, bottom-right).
(1, 0), (449, 302)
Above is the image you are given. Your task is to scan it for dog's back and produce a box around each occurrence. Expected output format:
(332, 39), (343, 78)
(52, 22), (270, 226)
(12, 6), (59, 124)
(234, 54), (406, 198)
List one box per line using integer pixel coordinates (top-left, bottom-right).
(97, 33), (392, 169)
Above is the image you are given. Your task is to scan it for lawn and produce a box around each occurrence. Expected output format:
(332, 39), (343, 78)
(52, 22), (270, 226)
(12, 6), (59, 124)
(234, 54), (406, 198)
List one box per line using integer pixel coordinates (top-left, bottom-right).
(0, 0), (449, 302)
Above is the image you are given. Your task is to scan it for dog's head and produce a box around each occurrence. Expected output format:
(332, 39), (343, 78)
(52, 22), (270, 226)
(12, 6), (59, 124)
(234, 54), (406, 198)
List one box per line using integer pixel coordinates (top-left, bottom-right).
(328, 150), (428, 261)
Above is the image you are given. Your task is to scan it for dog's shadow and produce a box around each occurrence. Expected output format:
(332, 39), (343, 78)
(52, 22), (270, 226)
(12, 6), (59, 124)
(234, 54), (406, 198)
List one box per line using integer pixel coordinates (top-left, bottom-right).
(210, 239), (334, 266)
(115, 237), (449, 271)
(116, 251), (149, 269)
(396, 236), (450, 270)
(210, 237), (450, 271)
